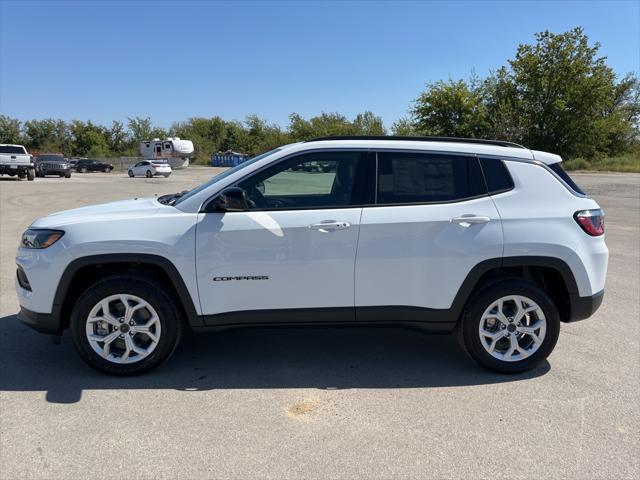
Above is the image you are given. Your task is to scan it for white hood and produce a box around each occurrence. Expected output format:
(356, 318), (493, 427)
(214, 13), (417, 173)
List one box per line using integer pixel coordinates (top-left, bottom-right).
(31, 197), (162, 228)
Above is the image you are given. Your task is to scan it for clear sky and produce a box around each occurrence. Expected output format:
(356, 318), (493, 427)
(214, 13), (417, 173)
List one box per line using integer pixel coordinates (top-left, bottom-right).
(1, 0), (638, 129)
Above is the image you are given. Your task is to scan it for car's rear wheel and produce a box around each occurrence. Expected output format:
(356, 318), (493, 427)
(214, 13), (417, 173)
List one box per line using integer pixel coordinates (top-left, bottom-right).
(145, 170), (152, 178)
(70, 276), (182, 375)
(65, 173), (71, 178)
(459, 279), (560, 373)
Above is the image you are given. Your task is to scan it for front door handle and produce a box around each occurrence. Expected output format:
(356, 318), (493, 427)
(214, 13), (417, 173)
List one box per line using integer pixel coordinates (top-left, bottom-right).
(450, 214), (491, 227)
(309, 221), (351, 232)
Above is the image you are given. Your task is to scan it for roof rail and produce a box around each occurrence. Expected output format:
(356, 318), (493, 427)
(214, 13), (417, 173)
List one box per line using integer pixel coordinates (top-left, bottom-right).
(305, 135), (527, 149)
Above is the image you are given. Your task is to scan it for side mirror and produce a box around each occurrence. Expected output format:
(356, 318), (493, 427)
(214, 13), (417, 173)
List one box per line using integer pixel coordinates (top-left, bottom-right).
(209, 187), (250, 212)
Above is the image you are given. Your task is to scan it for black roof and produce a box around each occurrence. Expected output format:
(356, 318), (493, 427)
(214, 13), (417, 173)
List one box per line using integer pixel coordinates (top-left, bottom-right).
(305, 135), (526, 149)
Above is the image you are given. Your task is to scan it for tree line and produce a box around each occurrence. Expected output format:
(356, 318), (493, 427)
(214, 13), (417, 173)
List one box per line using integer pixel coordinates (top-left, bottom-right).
(1, 27), (637, 165)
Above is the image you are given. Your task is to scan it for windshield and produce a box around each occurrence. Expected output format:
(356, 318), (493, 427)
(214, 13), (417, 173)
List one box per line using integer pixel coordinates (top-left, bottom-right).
(172, 147), (283, 206)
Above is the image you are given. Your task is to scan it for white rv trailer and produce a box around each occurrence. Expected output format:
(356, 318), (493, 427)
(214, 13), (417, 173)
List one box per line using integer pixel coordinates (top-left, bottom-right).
(140, 137), (194, 168)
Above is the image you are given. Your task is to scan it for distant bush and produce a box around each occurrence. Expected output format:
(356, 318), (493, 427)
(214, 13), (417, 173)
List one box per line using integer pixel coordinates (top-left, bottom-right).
(564, 152), (640, 172)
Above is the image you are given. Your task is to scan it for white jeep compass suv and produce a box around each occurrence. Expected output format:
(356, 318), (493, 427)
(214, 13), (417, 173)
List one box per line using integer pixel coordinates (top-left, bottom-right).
(16, 137), (608, 375)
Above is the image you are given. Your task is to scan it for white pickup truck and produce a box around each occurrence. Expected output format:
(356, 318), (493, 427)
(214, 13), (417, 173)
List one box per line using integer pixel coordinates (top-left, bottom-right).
(0, 144), (35, 180)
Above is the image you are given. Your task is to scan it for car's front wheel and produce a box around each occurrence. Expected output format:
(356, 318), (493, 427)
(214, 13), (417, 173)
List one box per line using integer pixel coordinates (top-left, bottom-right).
(70, 275), (182, 375)
(459, 279), (560, 373)
(128, 170), (134, 177)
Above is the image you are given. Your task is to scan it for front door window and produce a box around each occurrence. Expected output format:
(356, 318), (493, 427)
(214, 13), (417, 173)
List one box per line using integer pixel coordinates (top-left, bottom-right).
(238, 151), (362, 209)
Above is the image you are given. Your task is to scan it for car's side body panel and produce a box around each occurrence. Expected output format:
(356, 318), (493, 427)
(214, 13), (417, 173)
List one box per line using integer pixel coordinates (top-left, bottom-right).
(16, 200), (200, 316)
(195, 208), (363, 317)
(355, 196), (503, 310)
(491, 160), (607, 297)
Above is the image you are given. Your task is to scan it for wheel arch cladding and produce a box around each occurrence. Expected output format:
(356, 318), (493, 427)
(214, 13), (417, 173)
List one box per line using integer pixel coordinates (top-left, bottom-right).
(55, 254), (201, 330)
(454, 256), (578, 323)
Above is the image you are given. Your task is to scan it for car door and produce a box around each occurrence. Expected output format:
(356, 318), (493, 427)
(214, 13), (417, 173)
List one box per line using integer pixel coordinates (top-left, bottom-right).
(195, 150), (368, 324)
(355, 150), (503, 323)
(134, 161), (147, 176)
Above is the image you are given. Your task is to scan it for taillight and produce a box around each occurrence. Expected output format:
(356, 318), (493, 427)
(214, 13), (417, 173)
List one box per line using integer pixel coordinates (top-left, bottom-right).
(574, 209), (604, 236)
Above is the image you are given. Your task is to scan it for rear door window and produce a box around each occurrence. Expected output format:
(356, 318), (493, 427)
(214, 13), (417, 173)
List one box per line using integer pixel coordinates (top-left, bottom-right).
(376, 152), (486, 204)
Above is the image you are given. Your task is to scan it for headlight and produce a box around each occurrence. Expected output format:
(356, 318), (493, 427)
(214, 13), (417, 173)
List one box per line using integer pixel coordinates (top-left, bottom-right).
(21, 229), (64, 249)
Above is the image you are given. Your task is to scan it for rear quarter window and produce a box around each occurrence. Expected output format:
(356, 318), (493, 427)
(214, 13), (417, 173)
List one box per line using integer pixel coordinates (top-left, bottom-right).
(548, 163), (585, 195)
(479, 157), (514, 194)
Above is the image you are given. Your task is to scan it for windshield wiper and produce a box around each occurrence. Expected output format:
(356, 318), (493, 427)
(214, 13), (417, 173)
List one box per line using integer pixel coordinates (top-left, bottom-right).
(158, 190), (189, 206)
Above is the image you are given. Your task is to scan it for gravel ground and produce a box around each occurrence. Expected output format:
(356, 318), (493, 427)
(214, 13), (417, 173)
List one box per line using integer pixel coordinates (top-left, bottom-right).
(0, 169), (638, 479)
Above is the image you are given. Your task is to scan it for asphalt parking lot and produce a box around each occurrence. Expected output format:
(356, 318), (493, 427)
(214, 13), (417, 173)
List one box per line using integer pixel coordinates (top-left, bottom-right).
(0, 169), (638, 479)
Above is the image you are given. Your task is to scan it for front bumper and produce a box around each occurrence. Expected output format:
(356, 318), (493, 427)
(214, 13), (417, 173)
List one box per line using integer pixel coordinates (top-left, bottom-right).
(18, 305), (63, 334)
(566, 290), (604, 322)
(40, 167), (71, 175)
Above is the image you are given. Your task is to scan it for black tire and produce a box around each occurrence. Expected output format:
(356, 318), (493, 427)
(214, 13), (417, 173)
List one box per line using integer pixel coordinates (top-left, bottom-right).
(145, 170), (152, 178)
(458, 279), (560, 373)
(128, 170), (134, 177)
(65, 173), (71, 178)
(70, 275), (182, 375)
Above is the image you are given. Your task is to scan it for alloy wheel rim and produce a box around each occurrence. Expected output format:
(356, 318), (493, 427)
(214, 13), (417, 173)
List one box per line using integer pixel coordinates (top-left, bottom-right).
(478, 295), (546, 362)
(85, 294), (161, 364)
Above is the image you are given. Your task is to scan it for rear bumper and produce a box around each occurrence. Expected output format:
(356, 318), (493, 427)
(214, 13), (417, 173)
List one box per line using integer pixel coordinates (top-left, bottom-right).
(17, 306), (63, 334)
(0, 164), (33, 174)
(566, 290), (604, 322)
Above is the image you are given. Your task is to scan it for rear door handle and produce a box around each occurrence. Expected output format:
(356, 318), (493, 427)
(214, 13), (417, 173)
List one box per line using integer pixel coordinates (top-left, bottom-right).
(450, 214), (491, 226)
(309, 221), (351, 232)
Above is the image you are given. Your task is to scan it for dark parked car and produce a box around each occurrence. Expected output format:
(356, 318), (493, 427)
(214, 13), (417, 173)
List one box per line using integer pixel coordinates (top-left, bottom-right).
(75, 159), (114, 173)
(35, 155), (72, 178)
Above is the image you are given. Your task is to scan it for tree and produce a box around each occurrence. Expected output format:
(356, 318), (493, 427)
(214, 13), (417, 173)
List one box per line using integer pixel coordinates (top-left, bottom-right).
(353, 111), (386, 135)
(127, 116), (153, 142)
(288, 112), (356, 140)
(23, 118), (71, 153)
(482, 67), (529, 143)
(69, 120), (109, 157)
(409, 28), (638, 158)
(412, 78), (490, 138)
(107, 121), (129, 154)
(390, 116), (419, 136)
(503, 27), (626, 158)
(0, 115), (22, 144)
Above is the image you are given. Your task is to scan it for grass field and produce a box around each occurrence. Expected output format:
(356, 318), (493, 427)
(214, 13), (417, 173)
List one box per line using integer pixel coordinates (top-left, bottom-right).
(564, 152), (640, 172)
